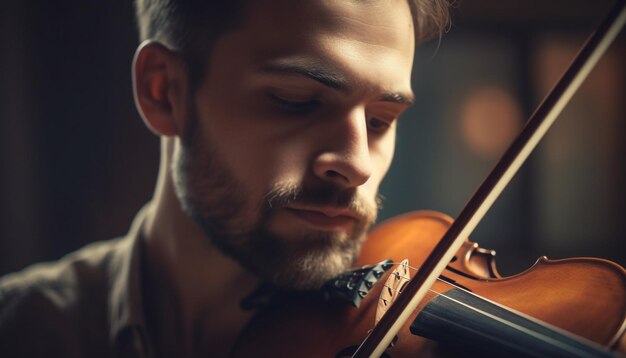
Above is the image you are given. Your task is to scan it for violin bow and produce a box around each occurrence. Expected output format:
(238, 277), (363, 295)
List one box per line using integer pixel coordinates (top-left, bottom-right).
(352, 1), (626, 357)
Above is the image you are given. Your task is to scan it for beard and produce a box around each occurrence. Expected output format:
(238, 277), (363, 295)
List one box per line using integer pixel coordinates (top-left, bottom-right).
(171, 107), (379, 290)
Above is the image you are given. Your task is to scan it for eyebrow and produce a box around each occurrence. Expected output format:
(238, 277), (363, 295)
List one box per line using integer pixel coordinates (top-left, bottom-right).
(259, 63), (348, 90)
(380, 92), (415, 106)
(258, 62), (415, 106)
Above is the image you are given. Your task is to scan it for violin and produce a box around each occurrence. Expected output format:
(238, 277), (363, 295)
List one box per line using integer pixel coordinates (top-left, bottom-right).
(234, 211), (625, 357)
(232, 1), (626, 356)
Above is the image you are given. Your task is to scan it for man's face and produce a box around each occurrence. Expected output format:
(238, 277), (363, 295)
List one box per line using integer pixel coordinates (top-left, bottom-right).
(172, 0), (415, 289)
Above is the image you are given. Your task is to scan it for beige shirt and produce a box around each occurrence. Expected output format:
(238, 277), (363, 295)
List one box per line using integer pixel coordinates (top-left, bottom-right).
(0, 208), (153, 358)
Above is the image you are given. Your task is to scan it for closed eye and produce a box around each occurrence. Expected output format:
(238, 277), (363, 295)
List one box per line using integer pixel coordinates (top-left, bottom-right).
(367, 117), (390, 131)
(269, 93), (320, 113)
(367, 116), (394, 134)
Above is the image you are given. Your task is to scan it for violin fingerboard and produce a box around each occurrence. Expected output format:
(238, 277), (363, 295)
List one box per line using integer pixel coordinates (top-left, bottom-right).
(410, 288), (616, 357)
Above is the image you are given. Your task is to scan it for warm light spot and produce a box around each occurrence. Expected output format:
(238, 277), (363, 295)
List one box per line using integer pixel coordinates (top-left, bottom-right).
(459, 86), (523, 158)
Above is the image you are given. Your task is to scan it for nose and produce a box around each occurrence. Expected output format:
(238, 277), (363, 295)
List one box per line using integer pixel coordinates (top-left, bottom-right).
(312, 109), (372, 188)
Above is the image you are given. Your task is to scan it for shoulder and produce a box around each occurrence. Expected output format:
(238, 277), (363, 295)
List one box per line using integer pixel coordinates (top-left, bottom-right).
(0, 238), (127, 357)
(0, 238), (126, 302)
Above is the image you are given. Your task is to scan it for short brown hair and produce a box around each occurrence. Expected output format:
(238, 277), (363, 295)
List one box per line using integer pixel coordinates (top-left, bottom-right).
(410, 0), (452, 42)
(134, 0), (450, 87)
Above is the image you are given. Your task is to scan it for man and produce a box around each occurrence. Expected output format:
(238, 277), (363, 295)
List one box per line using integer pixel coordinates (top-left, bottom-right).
(0, 0), (450, 356)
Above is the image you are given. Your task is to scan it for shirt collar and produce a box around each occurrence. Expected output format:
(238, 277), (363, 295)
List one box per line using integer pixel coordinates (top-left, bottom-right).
(107, 205), (152, 354)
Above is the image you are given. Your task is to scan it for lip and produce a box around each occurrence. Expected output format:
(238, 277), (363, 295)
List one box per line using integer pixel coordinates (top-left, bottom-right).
(285, 206), (358, 231)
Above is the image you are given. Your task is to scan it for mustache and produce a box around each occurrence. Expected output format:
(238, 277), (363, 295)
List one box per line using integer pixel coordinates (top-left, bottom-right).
(264, 183), (382, 219)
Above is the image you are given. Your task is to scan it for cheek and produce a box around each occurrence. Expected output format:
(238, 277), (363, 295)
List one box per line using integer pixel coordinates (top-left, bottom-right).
(195, 109), (310, 199)
(369, 131), (396, 185)
(198, 109), (318, 194)
(196, 78), (308, 183)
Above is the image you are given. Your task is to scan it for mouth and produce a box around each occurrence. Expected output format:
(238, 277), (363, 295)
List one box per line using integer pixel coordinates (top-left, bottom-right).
(285, 205), (358, 232)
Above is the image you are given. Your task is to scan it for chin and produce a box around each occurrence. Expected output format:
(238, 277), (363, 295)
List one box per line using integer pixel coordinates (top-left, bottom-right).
(262, 230), (365, 290)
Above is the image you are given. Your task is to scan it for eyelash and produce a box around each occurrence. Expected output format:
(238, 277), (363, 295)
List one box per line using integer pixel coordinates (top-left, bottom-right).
(269, 93), (394, 133)
(269, 94), (319, 113)
(367, 117), (392, 133)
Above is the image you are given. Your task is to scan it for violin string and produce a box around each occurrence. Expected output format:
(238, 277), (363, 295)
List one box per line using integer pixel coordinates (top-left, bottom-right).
(376, 261), (592, 355)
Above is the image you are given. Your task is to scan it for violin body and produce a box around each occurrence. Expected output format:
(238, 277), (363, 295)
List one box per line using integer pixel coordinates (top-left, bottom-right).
(233, 211), (626, 357)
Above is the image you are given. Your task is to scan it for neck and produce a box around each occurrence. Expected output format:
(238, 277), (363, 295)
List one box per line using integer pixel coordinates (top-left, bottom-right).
(141, 137), (260, 357)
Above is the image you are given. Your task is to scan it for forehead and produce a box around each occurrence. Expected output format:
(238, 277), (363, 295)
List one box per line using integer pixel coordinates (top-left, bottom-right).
(240, 0), (414, 44)
(209, 0), (415, 92)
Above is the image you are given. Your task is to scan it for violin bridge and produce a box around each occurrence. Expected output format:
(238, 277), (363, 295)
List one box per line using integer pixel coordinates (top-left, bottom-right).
(376, 259), (410, 326)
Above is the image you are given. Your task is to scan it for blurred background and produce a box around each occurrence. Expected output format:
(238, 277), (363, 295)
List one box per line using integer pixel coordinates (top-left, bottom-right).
(1, 0), (624, 276)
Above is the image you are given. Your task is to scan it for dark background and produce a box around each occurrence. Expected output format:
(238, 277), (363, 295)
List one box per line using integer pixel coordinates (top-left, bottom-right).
(1, 0), (624, 277)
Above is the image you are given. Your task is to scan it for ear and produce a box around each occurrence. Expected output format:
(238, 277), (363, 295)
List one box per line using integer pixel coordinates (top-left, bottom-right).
(132, 40), (189, 137)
